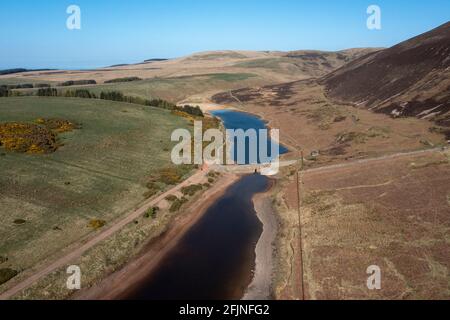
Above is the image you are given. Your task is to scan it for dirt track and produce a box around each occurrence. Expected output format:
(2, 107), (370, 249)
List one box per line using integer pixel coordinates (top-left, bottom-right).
(0, 168), (214, 300)
(304, 147), (446, 173)
(298, 148), (450, 299)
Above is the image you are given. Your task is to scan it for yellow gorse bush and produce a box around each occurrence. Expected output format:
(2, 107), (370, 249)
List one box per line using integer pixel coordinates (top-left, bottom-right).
(0, 118), (80, 154)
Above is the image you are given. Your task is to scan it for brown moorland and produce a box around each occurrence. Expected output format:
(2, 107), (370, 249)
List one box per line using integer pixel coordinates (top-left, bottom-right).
(212, 23), (450, 300)
(322, 21), (450, 138)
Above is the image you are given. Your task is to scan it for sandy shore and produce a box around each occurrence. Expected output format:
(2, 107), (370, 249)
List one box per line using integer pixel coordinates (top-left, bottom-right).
(73, 172), (239, 300)
(243, 180), (277, 300)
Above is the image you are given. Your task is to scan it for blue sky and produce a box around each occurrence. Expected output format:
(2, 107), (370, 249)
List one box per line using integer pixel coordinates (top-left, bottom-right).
(1, 0), (449, 69)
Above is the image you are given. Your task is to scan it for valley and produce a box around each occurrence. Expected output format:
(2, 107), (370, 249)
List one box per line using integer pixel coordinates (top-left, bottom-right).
(0, 21), (449, 301)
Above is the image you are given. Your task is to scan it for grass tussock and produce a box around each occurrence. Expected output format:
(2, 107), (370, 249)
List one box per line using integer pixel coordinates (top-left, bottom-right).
(35, 118), (80, 133)
(306, 104), (345, 130)
(181, 184), (203, 196)
(0, 122), (58, 154)
(143, 207), (159, 219)
(169, 197), (188, 212)
(104, 77), (142, 84)
(144, 165), (194, 199)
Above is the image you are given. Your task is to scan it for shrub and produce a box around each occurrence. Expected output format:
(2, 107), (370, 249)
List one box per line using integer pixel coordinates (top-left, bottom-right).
(0, 256), (8, 264)
(145, 98), (177, 110)
(334, 116), (347, 123)
(144, 166), (192, 199)
(0, 117), (81, 154)
(35, 83), (51, 88)
(65, 89), (95, 99)
(207, 171), (219, 177)
(0, 122), (61, 154)
(104, 77), (142, 83)
(0, 87), (10, 97)
(171, 110), (195, 121)
(60, 80), (97, 86)
(336, 132), (368, 144)
(88, 219), (106, 230)
(174, 105), (204, 117)
(158, 167), (182, 185)
(13, 219), (26, 225)
(181, 184), (203, 196)
(124, 96), (147, 105)
(144, 181), (160, 198)
(169, 197), (188, 212)
(0, 268), (18, 285)
(100, 91), (124, 101)
(37, 88), (58, 96)
(165, 195), (178, 202)
(35, 118), (80, 133)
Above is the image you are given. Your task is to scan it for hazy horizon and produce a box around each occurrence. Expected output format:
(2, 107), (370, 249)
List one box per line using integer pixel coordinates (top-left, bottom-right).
(1, 0), (449, 70)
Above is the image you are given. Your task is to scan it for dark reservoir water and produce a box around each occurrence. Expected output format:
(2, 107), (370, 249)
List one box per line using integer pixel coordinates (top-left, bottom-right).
(125, 174), (269, 300)
(124, 110), (287, 300)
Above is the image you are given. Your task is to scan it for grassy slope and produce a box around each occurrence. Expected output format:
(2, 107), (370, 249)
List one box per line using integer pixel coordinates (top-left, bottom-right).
(0, 78), (57, 86)
(12, 73), (260, 103)
(67, 73), (260, 102)
(0, 97), (190, 273)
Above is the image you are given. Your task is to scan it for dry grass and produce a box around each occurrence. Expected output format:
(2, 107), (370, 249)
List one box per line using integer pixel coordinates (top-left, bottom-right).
(0, 49), (379, 104)
(213, 78), (448, 300)
(273, 151), (450, 300)
(217, 81), (446, 166)
(296, 151), (450, 299)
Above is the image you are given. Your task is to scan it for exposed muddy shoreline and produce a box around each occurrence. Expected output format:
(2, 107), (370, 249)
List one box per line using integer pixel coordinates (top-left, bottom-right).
(243, 179), (277, 300)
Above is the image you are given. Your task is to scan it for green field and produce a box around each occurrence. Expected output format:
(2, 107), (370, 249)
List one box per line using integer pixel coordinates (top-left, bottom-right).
(10, 73), (259, 103)
(65, 73), (259, 102)
(233, 58), (288, 69)
(0, 96), (192, 276)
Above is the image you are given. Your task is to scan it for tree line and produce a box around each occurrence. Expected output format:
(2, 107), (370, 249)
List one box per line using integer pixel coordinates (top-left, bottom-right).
(36, 88), (204, 117)
(59, 80), (97, 87)
(104, 77), (142, 84)
(0, 87), (10, 97)
(1, 83), (51, 90)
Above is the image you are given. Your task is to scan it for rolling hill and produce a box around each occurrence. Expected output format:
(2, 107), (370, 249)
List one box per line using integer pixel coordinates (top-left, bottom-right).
(321, 22), (450, 135)
(0, 49), (379, 103)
